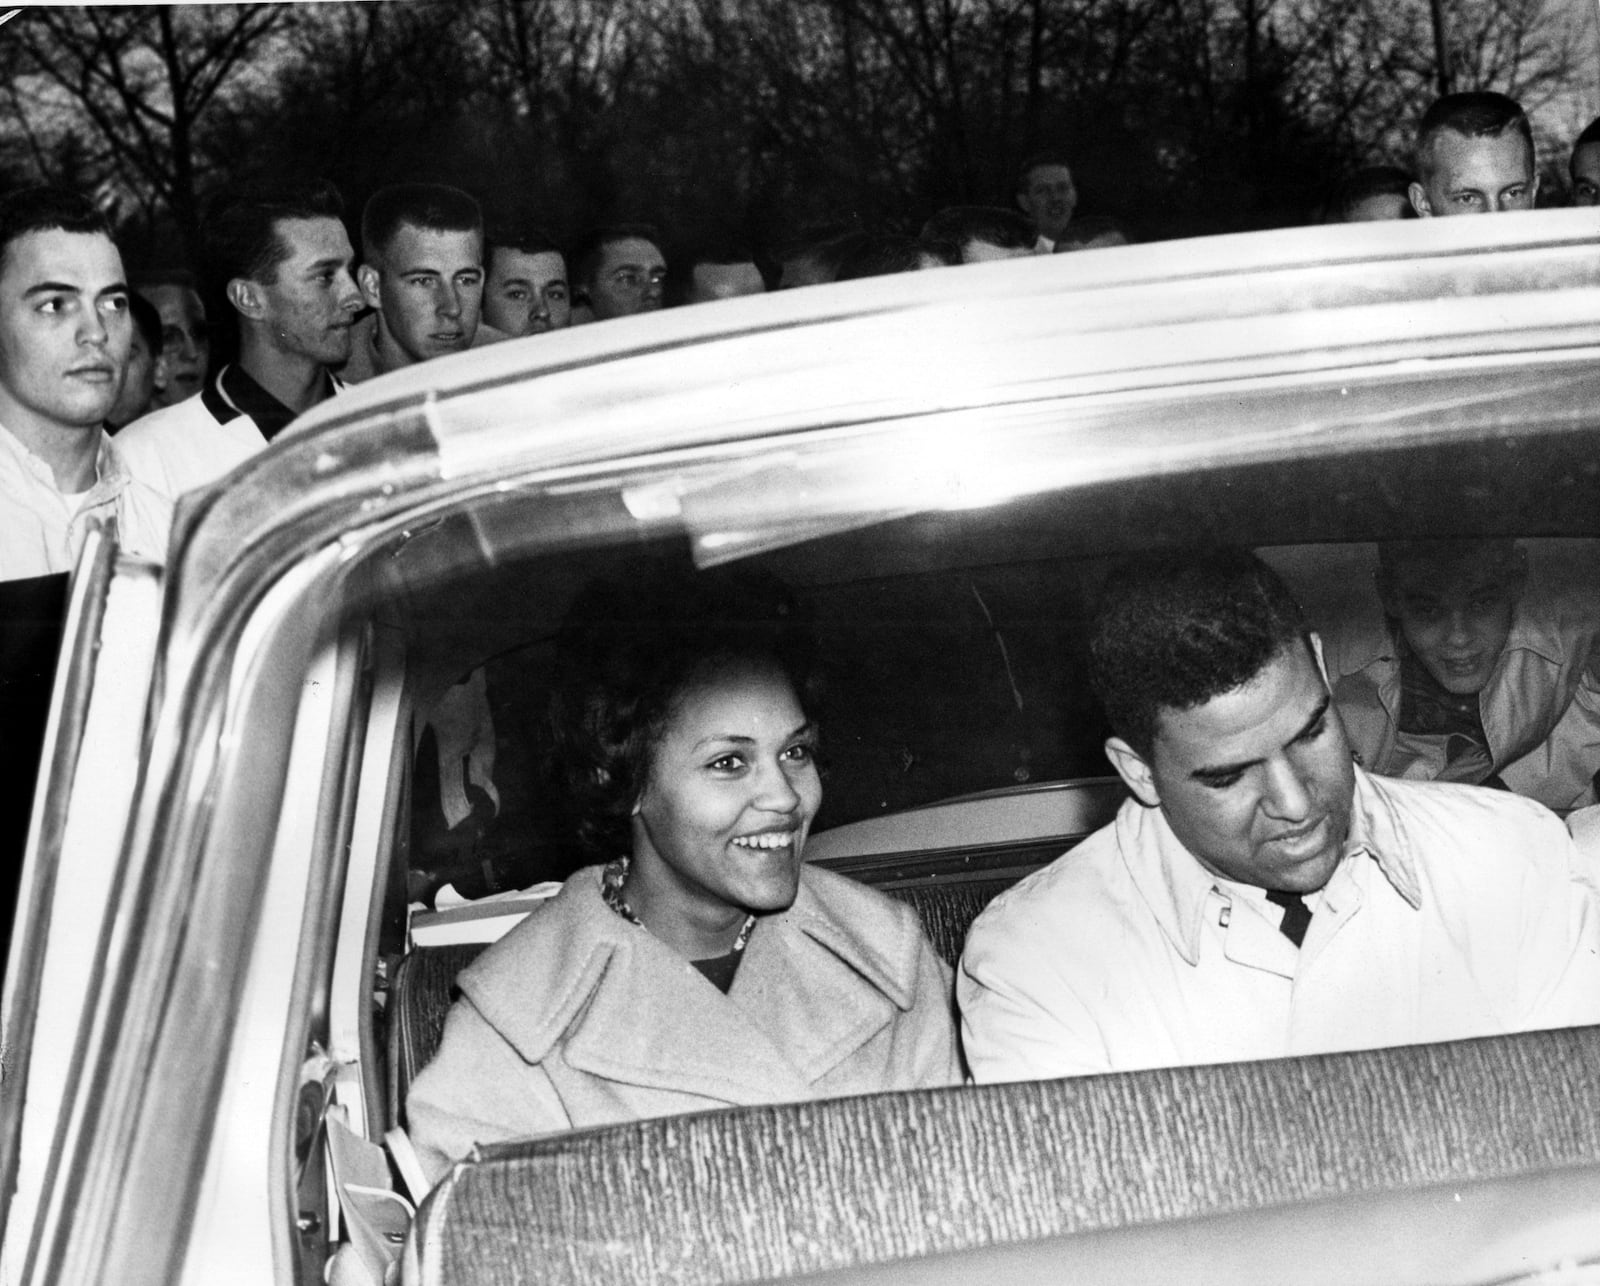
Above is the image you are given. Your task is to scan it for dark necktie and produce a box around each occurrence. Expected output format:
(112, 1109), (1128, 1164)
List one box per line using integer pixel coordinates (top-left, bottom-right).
(1264, 889), (1312, 947)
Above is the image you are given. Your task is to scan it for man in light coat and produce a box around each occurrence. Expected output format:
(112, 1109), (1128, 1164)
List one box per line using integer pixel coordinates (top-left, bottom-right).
(960, 548), (1600, 1082)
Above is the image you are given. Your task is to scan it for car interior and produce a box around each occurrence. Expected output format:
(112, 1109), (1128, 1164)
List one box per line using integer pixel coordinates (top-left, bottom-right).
(260, 414), (1600, 1284)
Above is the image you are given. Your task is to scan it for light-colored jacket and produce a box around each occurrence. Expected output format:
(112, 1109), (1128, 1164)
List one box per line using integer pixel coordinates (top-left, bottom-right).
(0, 422), (171, 579)
(1318, 564), (1600, 811)
(407, 862), (960, 1182)
(959, 769), (1600, 1084)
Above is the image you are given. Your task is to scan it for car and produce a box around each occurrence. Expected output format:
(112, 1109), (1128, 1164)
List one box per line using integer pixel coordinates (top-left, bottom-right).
(6, 209), (1600, 1286)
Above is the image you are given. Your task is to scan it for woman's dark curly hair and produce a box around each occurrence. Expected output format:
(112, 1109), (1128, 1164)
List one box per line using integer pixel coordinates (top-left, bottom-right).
(547, 560), (820, 862)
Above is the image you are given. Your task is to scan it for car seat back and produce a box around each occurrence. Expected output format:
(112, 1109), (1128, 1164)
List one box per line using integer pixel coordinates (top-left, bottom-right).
(405, 1024), (1600, 1285)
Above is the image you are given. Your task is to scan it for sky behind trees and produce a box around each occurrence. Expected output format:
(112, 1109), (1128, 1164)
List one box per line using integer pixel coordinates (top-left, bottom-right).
(1, 0), (1595, 271)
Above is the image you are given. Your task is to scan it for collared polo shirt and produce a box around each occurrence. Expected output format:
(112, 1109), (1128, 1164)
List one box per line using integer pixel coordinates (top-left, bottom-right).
(116, 363), (343, 501)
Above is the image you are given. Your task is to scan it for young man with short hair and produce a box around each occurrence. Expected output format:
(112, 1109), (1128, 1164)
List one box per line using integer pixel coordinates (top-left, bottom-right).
(0, 186), (170, 578)
(1015, 153), (1078, 250)
(1320, 539), (1600, 811)
(959, 548), (1600, 1082)
(343, 183), (506, 381)
(574, 225), (668, 322)
(116, 176), (364, 499)
(679, 242), (766, 304)
(1409, 91), (1539, 217)
(483, 228), (572, 336)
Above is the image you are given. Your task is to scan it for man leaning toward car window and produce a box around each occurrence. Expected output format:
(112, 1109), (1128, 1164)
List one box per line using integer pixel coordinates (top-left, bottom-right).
(0, 186), (171, 580)
(115, 176), (363, 501)
(958, 548), (1600, 1083)
(1409, 91), (1539, 217)
(1313, 540), (1600, 813)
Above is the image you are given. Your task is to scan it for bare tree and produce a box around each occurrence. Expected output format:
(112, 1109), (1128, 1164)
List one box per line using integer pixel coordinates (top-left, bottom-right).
(3, 4), (289, 257)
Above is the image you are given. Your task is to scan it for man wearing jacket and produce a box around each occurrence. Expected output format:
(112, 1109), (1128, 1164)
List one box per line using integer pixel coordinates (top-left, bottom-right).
(1320, 540), (1600, 811)
(959, 548), (1600, 1083)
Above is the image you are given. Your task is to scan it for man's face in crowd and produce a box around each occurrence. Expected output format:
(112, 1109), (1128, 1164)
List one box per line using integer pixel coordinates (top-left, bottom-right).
(0, 228), (131, 437)
(142, 282), (208, 407)
(362, 223), (485, 362)
(252, 216), (363, 366)
(1017, 164), (1077, 241)
(686, 260), (764, 303)
(1379, 546), (1523, 696)
(1109, 642), (1356, 894)
(483, 247), (570, 336)
(108, 322), (163, 428)
(585, 237), (666, 319)
(1571, 143), (1600, 206)
(1410, 130), (1538, 215)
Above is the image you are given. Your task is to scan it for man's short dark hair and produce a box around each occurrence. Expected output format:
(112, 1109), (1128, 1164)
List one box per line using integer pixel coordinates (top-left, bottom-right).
(1329, 165), (1414, 220)
(127, 291), (162, 354)
(1015, 151), (1074, 193)
(919, 206), (1035, 254)
(1088, 548), (1308, 758)
(486, 224), (564, 261)
(361, 183), (482, 264)
(835, 233), (956, 281)
(573, 223), (664, 289)
(1414, 92), (1533, 173)
(775, 227), (870, 288)
(202, 176), (346, 286)
(1376, 538), (1523, 592)
(1571, 116), (1600, 179)
(0, 186), (113, 274)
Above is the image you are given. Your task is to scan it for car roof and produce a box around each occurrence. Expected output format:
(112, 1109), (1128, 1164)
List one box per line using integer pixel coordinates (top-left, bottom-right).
(154, 211), (1600, 703)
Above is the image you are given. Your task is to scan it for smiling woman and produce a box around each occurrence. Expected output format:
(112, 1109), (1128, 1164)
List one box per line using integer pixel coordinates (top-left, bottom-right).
(403, 561), (961, 1182)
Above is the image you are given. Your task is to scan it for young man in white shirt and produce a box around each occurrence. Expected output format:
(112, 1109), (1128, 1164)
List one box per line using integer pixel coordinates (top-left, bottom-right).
(0, 186), (170, 580)
(960, 548), (1600, 1082)
(116, 177), (364, 499)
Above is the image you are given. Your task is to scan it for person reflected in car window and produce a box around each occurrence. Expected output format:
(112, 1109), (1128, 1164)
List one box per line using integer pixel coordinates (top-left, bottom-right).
(1315, 540), (1600, 811)
(406, 564), (960, 1182)
(1568, 117), (1600, 207)
(959, 548), (1600, 1083)
(1408, 91), (1539, 217)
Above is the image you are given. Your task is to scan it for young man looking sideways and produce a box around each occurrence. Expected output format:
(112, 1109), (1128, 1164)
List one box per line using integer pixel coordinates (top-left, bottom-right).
(117, 177), (363, 499)
(0, 186), (170, 579)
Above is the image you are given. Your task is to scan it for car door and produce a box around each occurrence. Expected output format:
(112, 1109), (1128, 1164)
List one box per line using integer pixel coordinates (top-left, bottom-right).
(0, 529), (164, 1286)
